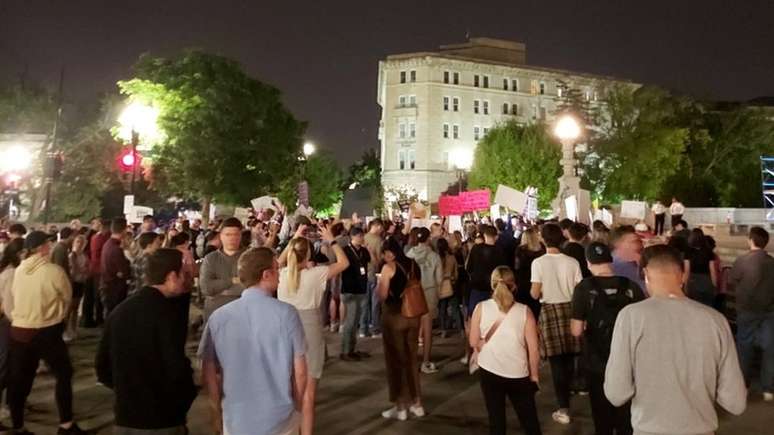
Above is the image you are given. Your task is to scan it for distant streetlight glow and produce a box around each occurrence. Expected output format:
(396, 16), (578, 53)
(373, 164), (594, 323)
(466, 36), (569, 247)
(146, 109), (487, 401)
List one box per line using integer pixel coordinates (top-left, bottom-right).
(554, 115), (581, 142)
(117, 101), (161, 148)
(0, 146), (33, 173)
(303, 142), (316, 157)
(450, 148), (473, 170)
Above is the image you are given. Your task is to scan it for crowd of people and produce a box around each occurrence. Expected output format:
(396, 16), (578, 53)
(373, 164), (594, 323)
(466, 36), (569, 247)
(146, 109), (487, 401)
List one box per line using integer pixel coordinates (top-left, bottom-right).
(0, 201), (770, 435)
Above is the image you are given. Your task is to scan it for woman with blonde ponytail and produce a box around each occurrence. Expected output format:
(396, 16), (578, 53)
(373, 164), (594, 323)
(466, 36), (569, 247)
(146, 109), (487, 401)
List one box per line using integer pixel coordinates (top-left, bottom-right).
(277, 222), (349, 435)
(469, 266), (542, 435)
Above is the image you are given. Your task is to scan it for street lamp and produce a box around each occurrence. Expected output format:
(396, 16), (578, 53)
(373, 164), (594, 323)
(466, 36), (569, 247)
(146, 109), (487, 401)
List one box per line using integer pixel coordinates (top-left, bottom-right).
(450, 148), (473, 194)
(0, 146), (33, 173)
(303, 142), (316, 158)
(118, 101), (160, 194)
(553, 114), (583, 218)
(298, 142), (316, 208)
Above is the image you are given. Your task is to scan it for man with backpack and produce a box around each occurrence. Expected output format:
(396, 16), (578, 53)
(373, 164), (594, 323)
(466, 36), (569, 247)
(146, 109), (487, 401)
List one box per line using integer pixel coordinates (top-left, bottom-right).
(571, 242), (645, 435)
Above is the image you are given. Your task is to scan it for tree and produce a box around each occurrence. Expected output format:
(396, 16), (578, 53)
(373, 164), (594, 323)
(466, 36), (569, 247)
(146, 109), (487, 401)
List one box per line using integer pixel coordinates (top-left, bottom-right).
(117, 51), (306, 221)
(0, 83), (58, 134)
(468, 121), (561, 209)
(278, 152), (343, 214)
(345, 148), (381, 188)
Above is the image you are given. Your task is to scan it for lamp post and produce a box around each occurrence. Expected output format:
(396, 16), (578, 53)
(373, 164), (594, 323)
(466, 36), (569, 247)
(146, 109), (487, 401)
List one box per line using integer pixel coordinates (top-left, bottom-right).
(450, 148), (473, 194)
(298, 142), (316, 207)
(553, 114), (582, 218)
(117, 101), (160, 195)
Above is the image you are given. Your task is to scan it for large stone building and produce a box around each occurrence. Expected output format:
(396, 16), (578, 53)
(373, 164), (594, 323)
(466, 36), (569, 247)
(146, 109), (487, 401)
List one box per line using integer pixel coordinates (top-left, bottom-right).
(377, 37), (630, 203)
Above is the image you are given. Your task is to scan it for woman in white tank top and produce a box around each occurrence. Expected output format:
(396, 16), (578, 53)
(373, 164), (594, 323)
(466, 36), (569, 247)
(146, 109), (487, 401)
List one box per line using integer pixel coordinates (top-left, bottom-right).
(470, 266), (542, 435)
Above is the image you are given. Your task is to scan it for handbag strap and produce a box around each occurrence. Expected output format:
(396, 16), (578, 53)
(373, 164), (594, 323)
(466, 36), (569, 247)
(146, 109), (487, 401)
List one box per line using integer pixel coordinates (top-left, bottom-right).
(482, 305), (513, 345)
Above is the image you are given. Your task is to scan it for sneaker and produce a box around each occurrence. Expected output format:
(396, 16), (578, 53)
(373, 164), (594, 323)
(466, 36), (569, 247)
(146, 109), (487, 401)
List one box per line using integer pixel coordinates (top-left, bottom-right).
(57, 423), (87, 435)
(551, 409), (571, 425)
(459, 355), (469, 365)
(358, 333), (366, 338)
(409, 404), (426, 418)
(381, 407), (408, 421)
(329, 322), (339, 333)
(764, 392), (774, 402)
(421, 361), (439, 374)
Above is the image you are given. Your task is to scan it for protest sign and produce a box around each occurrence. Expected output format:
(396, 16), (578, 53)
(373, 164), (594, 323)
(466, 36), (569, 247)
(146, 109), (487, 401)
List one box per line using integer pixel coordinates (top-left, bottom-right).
(494, 185), (528, 212)
(621, 200), (647, 219)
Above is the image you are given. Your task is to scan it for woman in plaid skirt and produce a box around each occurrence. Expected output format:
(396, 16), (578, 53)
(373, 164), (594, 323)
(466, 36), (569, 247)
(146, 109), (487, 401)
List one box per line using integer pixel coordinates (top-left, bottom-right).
(530, 223), (582, 425)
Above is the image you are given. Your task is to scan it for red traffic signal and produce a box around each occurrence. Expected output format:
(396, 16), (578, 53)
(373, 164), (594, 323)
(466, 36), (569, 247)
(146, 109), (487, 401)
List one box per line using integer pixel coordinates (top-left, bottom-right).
(118, 149), (140, 172)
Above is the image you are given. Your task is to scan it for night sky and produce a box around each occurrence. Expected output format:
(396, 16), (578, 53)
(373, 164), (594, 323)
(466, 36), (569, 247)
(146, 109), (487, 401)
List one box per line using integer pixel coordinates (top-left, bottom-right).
(2, 0), (773, 164)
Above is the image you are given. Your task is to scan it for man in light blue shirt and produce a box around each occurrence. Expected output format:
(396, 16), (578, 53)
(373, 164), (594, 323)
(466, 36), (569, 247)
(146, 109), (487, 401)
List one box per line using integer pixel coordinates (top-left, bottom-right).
(199, 247), (308, 435)
(610, 225), (646, 293)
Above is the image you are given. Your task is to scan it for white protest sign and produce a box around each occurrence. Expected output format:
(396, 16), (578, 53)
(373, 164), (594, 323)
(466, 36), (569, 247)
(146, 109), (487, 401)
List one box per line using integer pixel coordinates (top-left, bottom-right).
(448, 215), (463, 234)
(490, 204), (501, 221)
(565, 195), (578, 221)
(621, 200), (647, 220)
(234, 207), (251, 224)
(123, 195), (134, 214)
(126, 206), (154, 224)
(251, 196), (279, 211)
(494, 185), (528, 212)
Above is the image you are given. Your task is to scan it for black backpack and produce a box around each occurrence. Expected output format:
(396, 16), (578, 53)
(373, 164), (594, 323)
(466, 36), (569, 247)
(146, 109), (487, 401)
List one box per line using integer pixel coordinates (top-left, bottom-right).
(584, 276), (637, 372)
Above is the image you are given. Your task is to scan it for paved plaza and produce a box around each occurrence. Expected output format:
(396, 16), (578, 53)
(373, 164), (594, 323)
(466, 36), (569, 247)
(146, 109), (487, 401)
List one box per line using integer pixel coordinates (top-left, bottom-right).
(7, 323), (773, 435)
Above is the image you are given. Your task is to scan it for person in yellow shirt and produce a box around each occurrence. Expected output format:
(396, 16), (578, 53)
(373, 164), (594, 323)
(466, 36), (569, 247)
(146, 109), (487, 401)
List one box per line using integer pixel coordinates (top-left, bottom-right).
(8, 230), (87, 435)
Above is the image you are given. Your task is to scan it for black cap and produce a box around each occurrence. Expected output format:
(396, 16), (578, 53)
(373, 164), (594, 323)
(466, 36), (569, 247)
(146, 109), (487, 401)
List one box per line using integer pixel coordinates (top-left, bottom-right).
(586, 242), (613, 265)
(24, 230), (54, 251)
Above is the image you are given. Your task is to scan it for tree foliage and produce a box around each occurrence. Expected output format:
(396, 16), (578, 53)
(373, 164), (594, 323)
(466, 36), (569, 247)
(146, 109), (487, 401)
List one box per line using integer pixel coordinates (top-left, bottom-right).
(117, 51), (306, 209)
(468, 121), (561, 209)
(0, 83), (57, 134)
(278, 152), (343, 214)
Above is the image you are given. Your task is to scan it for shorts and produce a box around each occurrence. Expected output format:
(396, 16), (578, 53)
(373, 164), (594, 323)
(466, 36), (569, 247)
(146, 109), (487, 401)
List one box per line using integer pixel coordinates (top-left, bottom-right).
(424, 287), (439, 319)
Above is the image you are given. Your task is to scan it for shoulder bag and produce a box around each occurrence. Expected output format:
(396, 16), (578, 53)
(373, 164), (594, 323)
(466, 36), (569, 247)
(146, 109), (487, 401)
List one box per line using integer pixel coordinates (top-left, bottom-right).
(397, 261), (428, 319)
(469, 305), (511, 374)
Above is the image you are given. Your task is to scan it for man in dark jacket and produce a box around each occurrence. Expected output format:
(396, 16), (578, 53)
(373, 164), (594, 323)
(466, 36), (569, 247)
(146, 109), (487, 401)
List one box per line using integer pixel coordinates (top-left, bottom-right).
(100, 218), (130, 317)
(96, 249), (197, 434)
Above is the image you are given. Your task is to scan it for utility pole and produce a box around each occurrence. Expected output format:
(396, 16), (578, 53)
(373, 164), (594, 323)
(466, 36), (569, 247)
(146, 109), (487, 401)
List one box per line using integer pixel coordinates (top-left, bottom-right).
(42, 67), (64, 225)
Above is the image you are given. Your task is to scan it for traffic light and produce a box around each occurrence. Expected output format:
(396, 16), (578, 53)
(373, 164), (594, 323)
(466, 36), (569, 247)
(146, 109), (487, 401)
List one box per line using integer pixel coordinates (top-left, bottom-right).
(118, 149), (139, 172)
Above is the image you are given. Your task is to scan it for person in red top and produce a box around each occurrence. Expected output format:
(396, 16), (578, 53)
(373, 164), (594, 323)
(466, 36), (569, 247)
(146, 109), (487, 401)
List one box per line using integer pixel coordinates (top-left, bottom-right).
(82, 219), (110, 327)
(101, 218), (131, 318)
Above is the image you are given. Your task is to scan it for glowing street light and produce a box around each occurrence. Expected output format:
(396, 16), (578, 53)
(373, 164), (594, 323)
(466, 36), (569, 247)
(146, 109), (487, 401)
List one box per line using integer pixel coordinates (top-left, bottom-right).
(554, 115), (581, 142)
(303, 142), (316, 157)
(0, 146), (33, 173)
(450, 148), (473, 193)
(117, 101), (161, 147)
(553, 114), (584, 219)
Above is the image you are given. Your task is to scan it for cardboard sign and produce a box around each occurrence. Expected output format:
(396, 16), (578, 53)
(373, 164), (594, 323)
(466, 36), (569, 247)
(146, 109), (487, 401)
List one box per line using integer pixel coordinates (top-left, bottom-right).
(494, 185), (528, 212)
(565, 195), (578, 221)
(448, 215), (463, 234)
(123, 195), (134, 214)
(490, 204), (501, 221)
(126, 206), (153, 224)
(234, 207), (251, 224)
(251, 196), (279, 211)
(621, 200), (647, 220)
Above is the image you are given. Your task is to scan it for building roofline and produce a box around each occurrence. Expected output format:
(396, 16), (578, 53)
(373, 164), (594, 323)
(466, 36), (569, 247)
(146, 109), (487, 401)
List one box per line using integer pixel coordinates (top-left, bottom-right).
(384, 52), (634, 84)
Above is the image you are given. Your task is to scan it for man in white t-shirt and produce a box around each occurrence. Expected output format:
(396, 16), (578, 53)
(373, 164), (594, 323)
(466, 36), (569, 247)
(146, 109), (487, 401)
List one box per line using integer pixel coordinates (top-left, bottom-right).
(651, 200), (666, 236)
(530, 223), (582, 425)
(669, 197), (685, 230)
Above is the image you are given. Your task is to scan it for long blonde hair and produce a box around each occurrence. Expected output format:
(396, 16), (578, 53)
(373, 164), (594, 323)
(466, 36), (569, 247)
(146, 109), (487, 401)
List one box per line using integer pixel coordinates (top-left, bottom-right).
(520, 228), (542, 252)
(286, 237), (311, 294)
(490, 266), (515, 313)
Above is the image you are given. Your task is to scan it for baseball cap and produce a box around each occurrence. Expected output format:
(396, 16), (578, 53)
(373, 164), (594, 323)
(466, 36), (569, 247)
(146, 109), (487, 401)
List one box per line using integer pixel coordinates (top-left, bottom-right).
(586, 241), (613, 265)
(24, 230), (55, 251)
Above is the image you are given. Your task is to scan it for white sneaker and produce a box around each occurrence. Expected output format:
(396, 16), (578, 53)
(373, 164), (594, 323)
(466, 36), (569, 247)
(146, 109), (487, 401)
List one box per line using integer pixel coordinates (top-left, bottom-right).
(552, 409), (571, 425)
(421, 361), (439, 374)
(358, 333), (366, 338)
(329, 323), (339, 333)
(381, 406), (408, 421)
(764, 392), (774, 402)
(409, 404), (426, 418)
(459, 355), (469, 365)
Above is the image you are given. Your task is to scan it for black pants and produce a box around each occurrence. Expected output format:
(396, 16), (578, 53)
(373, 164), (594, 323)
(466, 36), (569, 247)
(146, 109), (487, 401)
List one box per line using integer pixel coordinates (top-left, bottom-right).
(8, 323), (73, 429)
(479, 369), (542, 435)
(670, 214), (683, 229)
(81, 275), (103, 327)
(654, 213), (665, 235)
(548, 354), (575, 409)
(588, 372), (632, 435)
(101, 283), (128, 319)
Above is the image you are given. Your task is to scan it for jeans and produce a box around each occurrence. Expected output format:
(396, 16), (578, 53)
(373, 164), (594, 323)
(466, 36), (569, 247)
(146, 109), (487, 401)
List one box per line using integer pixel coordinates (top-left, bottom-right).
(359, 278), (380, 335)
(479, 369), (542, 435)
(737, 311), (774, 392)
(438, 295), (464, 331)
(548, 354), (575, 409)
(341, 293), (366, 355)
(588, 371), (632, 435)
(9, 323), (73, 429)
(81, 275), (103, 327)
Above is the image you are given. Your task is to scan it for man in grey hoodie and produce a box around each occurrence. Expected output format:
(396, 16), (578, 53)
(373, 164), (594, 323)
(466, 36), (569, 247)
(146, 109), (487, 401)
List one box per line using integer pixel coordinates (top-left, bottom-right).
(406, 227), (443, 374)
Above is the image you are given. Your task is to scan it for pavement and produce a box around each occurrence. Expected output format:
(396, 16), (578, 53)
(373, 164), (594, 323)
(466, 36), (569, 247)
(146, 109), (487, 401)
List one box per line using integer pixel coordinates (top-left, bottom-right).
(4, 325), (772, 435)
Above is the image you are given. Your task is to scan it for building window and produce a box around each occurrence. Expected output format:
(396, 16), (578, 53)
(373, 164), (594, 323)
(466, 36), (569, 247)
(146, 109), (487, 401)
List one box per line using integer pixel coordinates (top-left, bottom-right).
(540, 107), (547, 120)
(502, 103), (509, 115)
(483, 75), (489, 89)
(484, 127), (490, 136)
(409, 95), (416, 106)
(593, 91), (599, 101)
(584, 88), (591, 101)
(444, 71), (450, 84)
(408, 149), (415, 170)
(512, 79), (519, 92)
(399, 149), (406, 170)
(443, 123), (449, 139)
(453, 72), (459, 85)
(483, 101), (489, 115)
(410, 70), (417, 83)
(452, 97), (459, 112)
(530, 80), (539, 95)
(511, 103), (519, 115)
(453, 124), (459, 139)
(532, 104), (538, 119)
(409, 122), (416, 138)
(443, 96), (450, 111)
(400, 71), (406, 84)
(398, 95), (406, 107)
(474, 126), (481, 141)
(473, 99), (480, 114)
(399, 123), (406, 139)
(539, 82), (546, 95)
(503, 78), (509, 90)
(557, 85), (563, 98)
(474, 75), (480, 87)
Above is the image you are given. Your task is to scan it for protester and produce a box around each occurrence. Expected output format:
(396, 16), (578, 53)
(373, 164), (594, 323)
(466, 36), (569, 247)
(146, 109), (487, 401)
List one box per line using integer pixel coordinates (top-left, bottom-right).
(729, 226), (774, 401)
(96, 249), (197, 434)
(100, 218), (131, 317)
(562, 223), (590, 278)
(571, 242), (645, 435)
(437, 238), (462, 338)
(591, 220), (610, 245)
(8, 224), (26, 240)
(494, 218), (517, 270)
(0, 238), (24, 420)
(8, 231), (86, 434)
(651, 200), (666, 236)
(278, 223), (348, 435)
(514, 228), (545, 319)
(64, 235), (89, 342)
(466, 225), (508, 315)
(200, 247), (307, 435)
(337, 227), (369, 361)
(610, 225), (645, 291)
(362, 219), (384, 338)
(405, 227), (443, 374)
(131, 232), (163, 296)
(51, 228), (75, 278)
(199, 217), (245, 320)
(84, 219), (110, 327)
(605, 244), (747, 434)
(683, 228), (718, 307)
(470, 266), (541, 435)
(530, 223), (582, 425)
(378, 238), (424, 421)
(669, 197), (685, 229)
(201, 230), (221, 259)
